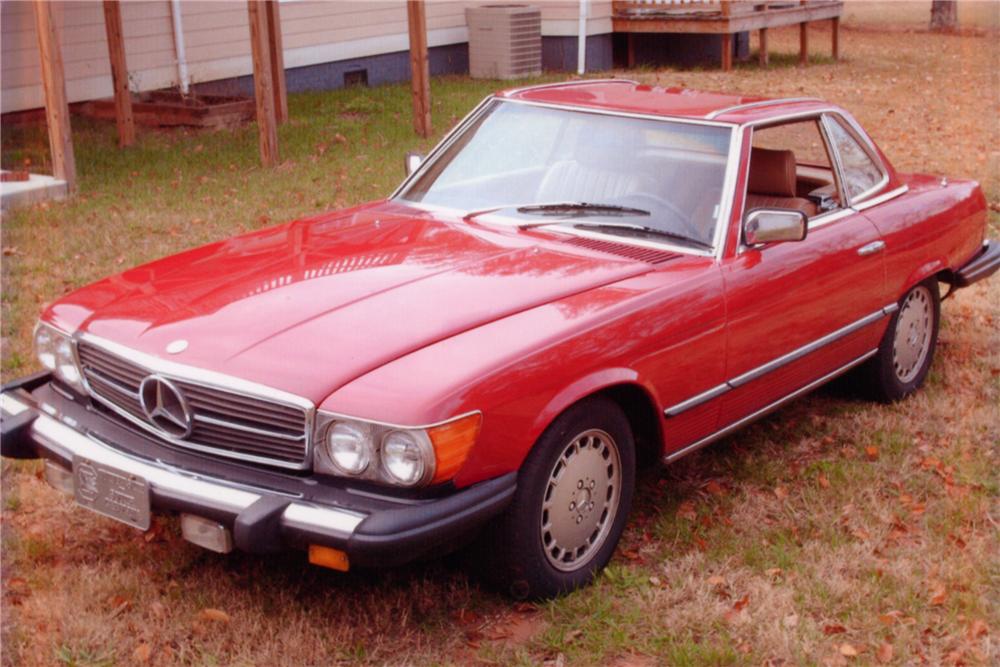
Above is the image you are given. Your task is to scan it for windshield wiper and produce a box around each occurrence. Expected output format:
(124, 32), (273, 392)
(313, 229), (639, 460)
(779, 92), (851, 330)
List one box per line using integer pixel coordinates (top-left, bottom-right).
(462, 201), (648, 223)
(516, 202), (650, 219)
(572, 222), (713, 250)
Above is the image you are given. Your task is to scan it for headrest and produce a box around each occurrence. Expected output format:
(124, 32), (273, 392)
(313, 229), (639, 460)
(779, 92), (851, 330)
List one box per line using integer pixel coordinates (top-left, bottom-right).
(748, 147), (797, 197)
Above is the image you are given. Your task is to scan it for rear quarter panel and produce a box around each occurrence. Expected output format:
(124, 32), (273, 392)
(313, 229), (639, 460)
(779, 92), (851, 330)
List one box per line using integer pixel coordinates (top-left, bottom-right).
(861, 175), (987, 299)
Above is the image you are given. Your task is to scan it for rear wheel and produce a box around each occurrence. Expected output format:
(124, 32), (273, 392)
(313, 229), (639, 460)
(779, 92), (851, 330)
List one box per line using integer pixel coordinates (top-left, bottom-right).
(860, 280), (940, 402)
(483, 396), (635, 599)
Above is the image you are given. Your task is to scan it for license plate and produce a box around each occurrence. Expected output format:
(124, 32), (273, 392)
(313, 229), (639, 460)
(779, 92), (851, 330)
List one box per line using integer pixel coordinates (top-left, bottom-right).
(73, 457), (151, 531)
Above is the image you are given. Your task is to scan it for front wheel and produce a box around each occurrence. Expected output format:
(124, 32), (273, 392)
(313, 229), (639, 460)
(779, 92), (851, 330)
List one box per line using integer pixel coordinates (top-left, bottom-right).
(482, 396), (635, 599)
(860, 279), (940, 402)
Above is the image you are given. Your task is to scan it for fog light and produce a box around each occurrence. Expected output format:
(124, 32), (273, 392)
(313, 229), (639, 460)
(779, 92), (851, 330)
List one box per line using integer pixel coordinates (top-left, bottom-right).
(44, 461), (74, 496)
(180, 514), (233, 553)
(308, 544), (350, 571)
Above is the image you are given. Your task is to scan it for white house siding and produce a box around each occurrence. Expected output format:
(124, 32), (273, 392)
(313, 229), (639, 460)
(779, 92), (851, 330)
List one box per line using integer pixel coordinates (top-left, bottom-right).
(1, 0), (612, 114)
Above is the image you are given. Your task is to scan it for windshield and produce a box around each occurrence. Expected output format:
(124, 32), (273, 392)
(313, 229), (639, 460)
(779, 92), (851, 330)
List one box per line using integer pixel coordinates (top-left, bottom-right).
(398, 100), (733, 250)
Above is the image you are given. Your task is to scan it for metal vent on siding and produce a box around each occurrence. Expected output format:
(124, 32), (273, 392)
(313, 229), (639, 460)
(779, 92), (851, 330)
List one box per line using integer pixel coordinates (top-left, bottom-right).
(560, 237), (680, 264)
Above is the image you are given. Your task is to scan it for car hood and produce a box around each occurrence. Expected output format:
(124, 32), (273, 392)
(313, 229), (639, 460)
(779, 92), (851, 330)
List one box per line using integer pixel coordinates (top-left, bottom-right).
(47, 202), (652, 403)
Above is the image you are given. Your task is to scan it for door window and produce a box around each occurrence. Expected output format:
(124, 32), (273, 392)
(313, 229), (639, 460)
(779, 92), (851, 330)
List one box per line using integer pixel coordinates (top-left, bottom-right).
(825, 116), (885, 202)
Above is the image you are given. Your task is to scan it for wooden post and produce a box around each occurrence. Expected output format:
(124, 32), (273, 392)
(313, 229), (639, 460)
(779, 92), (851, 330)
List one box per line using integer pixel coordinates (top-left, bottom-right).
(721, 33), (733, 72)
(406, 0), (432, 138)
(626, 33), (635, 68)
(799, 22), (808, 66)
(102, 1), (135, 147)
(758, 27), (769, 66)
(264, 0), (287, 124)
(32, 0), (77, 192)
(831, 16), (840, 60)
(247, 0), (279, 166)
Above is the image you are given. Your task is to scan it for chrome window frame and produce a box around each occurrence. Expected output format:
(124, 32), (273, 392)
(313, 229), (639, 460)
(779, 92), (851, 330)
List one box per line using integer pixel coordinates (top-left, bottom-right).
(820, 112), (890, 208)
(74, 332), (316, 471)
(391, 96), (741, 260)
(730, 108), (906, 254)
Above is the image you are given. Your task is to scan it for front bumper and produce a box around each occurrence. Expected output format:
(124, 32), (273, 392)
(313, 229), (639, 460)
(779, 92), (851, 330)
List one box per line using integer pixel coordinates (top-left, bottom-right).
(1, 375), (515, 567)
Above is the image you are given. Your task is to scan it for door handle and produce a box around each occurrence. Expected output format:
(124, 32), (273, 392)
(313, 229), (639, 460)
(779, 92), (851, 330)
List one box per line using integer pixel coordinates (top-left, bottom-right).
(857, 241), (885, 256)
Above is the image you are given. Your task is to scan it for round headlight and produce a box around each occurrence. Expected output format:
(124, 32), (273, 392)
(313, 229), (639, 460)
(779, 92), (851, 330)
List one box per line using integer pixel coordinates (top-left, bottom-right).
(381, 430), (433, 487)
(325, 421), (373, 475)
(34, 325), (58, 371)
(55, 338), (82, 386)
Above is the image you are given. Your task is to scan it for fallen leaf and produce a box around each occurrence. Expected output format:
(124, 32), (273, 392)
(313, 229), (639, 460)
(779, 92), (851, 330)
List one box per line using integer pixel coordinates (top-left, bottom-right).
(966, 618), (989, 639)
(707, 575), (726, 586)
(765, 567), (783, 579)
(676, 501), (697, 521)
(839, 643), (859, 657)
(865, 446), (880, 461)
(824, 624), (848, 635)
(774, 486), (789, 499)
(198, 608), (231, 623)
(732, 594), (750, 611)
(705, 480), (726, 496)
(818, 474), (831, 489)
(929, 580), (948, 606)
(876, 643), (893, 663)
(879, 610), (902, 625)
(132, 643), (153, 662)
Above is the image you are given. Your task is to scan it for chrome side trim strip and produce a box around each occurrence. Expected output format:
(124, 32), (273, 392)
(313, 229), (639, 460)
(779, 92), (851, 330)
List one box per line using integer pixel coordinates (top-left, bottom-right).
(30, 413), (365, 537)
(662, 348), (878, 464)
(727, 308), (888, 388)
(663, 305), (895, 418)
(663, 383), (730, 418)
(705, 97), (821, 120)
(851, 185), (909, 212)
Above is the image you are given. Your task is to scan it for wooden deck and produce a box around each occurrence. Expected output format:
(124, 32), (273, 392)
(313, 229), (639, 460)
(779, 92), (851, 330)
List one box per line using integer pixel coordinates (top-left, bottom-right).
(613, 1), (844, 71)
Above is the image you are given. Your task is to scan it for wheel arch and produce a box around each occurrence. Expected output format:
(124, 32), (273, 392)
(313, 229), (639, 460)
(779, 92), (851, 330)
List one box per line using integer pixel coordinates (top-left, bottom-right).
(530, 369), (663, 470)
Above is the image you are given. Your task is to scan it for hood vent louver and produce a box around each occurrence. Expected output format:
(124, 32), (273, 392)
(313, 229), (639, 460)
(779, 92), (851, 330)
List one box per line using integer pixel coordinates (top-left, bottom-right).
(560, 237), (680, 264)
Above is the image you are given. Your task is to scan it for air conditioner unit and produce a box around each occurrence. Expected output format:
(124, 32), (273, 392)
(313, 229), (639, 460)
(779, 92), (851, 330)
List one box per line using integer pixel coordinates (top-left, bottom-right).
(466, 5), (542, 79)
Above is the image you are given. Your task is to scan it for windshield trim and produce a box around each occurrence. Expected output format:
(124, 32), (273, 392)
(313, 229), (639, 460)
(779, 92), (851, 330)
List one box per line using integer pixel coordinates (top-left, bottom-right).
(391, 96), (740, 260)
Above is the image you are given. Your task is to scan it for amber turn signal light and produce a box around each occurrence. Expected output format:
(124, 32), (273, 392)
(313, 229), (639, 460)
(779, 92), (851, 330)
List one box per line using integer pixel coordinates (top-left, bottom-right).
(427, 412), (482, 484)
(308, 545), (350, 572)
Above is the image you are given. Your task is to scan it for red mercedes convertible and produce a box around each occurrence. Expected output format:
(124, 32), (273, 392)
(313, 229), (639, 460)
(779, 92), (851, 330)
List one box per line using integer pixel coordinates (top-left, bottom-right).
(3, 80), (996, 598)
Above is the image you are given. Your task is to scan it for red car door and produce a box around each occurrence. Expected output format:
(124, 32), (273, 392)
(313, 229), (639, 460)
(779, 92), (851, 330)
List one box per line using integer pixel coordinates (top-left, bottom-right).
(717, 120), (889, 427)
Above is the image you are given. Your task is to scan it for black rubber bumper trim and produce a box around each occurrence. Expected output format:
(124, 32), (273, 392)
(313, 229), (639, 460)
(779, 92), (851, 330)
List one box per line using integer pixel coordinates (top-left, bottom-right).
(347, 472), (517, 567)
(0, 372), (50, 459)
(952, 240), (1000, 288)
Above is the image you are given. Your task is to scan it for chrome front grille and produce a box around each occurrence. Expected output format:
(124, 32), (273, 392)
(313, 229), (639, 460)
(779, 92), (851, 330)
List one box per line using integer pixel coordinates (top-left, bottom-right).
(76, 340), (310, 468)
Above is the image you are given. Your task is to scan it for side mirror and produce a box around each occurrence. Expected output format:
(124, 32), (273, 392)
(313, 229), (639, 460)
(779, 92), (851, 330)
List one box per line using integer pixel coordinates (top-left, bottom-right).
(404, 152), (424, 177)
(743, 208), (808, 246)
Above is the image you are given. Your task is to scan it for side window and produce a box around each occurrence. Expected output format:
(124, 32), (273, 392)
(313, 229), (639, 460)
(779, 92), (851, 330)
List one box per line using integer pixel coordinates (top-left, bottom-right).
(825, 117), (885, 202)
(746, 119), (841, 219)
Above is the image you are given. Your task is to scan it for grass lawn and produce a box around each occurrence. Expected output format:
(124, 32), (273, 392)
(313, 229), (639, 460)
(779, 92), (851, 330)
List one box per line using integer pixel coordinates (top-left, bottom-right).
(2, 25), (997, 667)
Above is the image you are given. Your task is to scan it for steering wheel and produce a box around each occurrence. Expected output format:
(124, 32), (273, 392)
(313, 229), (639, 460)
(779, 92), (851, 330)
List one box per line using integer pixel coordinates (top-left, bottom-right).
(619, 192), (704, 242)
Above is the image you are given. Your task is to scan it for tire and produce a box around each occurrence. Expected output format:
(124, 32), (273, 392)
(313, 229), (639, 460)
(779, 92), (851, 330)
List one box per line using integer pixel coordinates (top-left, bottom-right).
(860, 279), (940, 402)
(481, 396), (636, 599)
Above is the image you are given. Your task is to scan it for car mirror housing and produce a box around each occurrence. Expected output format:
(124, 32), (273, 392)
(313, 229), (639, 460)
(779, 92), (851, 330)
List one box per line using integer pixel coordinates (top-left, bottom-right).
(743, 208), (808, 246)
(404, 152), (424, 176)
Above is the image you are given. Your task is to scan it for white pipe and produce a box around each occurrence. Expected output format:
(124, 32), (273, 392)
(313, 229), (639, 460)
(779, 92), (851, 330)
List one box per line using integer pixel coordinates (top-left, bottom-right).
(169, 0), (190, 94)
(577, 0), (588, 75)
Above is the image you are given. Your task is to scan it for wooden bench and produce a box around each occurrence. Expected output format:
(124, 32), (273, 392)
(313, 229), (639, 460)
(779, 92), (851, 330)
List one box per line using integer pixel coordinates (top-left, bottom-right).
(613, 0), (844, 71)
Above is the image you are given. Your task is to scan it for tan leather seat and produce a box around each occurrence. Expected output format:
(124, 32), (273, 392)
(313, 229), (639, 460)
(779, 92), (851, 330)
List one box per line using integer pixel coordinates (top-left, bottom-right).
(745, 148), (818, 218)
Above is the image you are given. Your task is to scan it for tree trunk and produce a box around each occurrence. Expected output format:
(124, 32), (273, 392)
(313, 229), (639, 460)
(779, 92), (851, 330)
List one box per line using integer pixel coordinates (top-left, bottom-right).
(930, 0), (957, 32)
